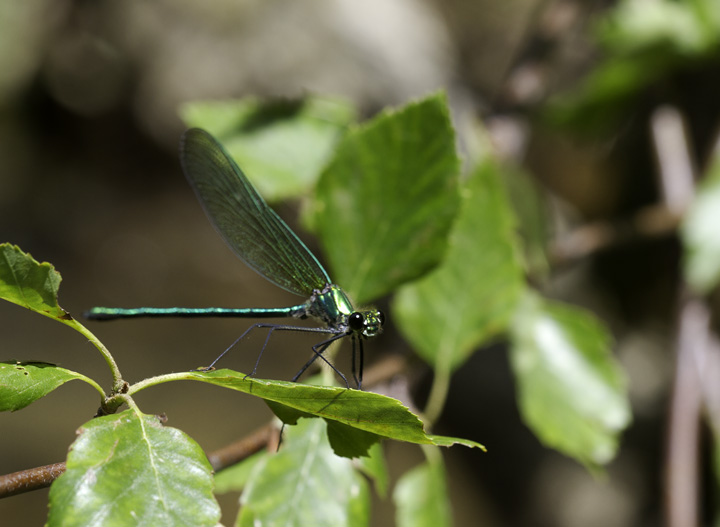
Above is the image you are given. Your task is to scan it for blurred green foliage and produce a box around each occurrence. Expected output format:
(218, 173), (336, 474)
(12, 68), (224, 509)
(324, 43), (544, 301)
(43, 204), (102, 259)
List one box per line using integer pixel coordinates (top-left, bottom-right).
(549, 0), (720, 132)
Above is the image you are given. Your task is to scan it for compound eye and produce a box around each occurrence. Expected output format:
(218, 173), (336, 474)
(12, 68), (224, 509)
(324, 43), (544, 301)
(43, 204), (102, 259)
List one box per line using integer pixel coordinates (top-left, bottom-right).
(377, 310), (386, 327)
(348, 312), (365, 331)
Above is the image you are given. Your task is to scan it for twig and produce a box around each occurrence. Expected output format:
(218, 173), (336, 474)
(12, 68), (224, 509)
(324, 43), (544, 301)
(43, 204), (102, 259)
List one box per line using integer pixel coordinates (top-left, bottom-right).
(356, 353), (407, 388)
(0, 463), (66, 498)
(651, 106), (696, 214)
(697, 310), (720, 439)
(207, 423), (275, 472)
(650, 105), (701, 527)
(0, 423), (275, 499)
(666, 296), (704, 527)
(549, 203), (681, 265)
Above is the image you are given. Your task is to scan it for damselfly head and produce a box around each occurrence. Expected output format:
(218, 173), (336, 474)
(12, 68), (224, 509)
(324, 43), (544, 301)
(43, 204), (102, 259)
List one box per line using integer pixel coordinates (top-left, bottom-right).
(348, 310), (384, 338)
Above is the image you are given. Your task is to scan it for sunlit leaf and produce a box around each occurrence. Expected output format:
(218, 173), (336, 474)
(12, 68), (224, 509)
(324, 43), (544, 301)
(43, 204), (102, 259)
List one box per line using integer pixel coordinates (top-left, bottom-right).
(600, 0), (719, 55)
(176, 370), (484, 457)
(180, 96), (356, 201)
(509, 293), (631, 468)
(325, 420), (380, 458)
(0, 243), (70, 322)
(501, 165), (550, 280)
(48, 410), (219, 527)
(313, 92), (460, 303)
(393, 160), (525, 372)
(238, 418), (369, 527)
(548, 0), (720, 132)
(393, 456), (452, 527)
(353, 443), (388, 498)
(214, 451), (269, 494)
(0, 243), (97, 342)
(0, 361), (95, 412)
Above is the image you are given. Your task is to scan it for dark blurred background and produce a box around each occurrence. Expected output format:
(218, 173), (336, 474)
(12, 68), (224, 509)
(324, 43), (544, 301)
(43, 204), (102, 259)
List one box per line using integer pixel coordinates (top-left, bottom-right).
(2, 0), (716, 525)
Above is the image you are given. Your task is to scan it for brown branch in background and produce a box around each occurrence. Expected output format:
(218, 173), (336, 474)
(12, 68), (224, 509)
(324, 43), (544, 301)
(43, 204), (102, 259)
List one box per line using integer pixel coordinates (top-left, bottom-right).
(207, 423), (276, 472)
(549, 203), (681, 265)
(697, 320), (720, 445)
(650, 105), (702, 527)
(697, 123), (720, 438)
(652, 107), (696, 213)
(0, 424), (275, 499)
(0, 463), (66, 498)
(356, 353), (407, 389)
(0, 354), (409, 499)
(667, 296), (704, 527)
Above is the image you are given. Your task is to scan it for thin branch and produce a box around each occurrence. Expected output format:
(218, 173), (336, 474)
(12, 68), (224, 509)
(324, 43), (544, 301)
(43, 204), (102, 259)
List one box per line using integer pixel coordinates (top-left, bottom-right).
(0, 425), (278, 499)
(549, 202), (681, 266)
(697, 326), (720, 440)
(651, 106), (696, 214)
(0, 463), (66, 498)
(650, 105), (701, 527)
(63, 319), (126, 395)
(666, 296), (704, 527)
(208, 423), (276, 472)
(357, 353), (407, 388)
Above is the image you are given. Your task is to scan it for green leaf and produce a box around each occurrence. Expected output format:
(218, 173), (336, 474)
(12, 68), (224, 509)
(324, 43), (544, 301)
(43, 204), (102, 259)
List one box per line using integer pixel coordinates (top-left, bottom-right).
(313, 92), (460, 303)
(681, 156), (720, 294)
(547, 54), (670, 133)
(238, 418), (369, 527)
(393, 160), (525, 372)
(180, 96), (356, 201)
(325, 420), (381, 458)
(509, 293), (631, 468)
(180, 370), (484, 456)
(547, 0), (720, 133)
(393, 456), (452, 527)
(0, 243), (71, 322)
(264, 399), (315, 425)
(0, 243), (120, 374)
(48, 410), (220, 527)
(501, 165), (550, 280)
(353, 443), (389, 498)
(600, 0), (719, 55)
(214, 450), (269, 494)
(0, 360), (94, 411)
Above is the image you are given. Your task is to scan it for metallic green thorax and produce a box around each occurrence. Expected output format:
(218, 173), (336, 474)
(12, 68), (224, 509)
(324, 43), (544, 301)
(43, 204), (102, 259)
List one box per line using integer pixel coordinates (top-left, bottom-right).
(302, 284), (383, 338)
